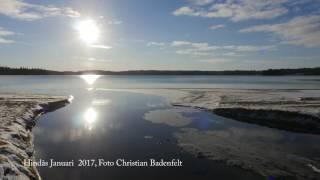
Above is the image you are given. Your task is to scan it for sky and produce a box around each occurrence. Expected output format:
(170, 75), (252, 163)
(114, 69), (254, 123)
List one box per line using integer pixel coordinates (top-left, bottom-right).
(0, 0), (320, 71)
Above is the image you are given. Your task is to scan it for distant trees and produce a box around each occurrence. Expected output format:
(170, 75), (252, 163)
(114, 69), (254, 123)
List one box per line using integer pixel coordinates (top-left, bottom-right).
(0, 66), (320, 75)
(0, 66), (60, 75)
(262, 68), (320, 75)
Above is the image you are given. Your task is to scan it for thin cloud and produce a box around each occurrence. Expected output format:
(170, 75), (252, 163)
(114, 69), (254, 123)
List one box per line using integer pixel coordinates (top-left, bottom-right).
(73, 56), (112, 63)
(173, 0), (295, 22)
(88, 57), (112, 62)
(147, 42), (166, 46)
(0, 0), (80, 21)
(209, 24), (225, 30)
(171, 40), (275, 56)
(89, 44), (112, 49)
(108, 20), (123, 25)
(223, 52), (243, 57)
(0, 27), (15, 44)
(171, 41), (192, 46)
(189, 0), (214, 6)
(199, 58), (233, 64)
(0, 38), (15, 44)
(230, 45), (275, 52)
(240, 15), (320, 47)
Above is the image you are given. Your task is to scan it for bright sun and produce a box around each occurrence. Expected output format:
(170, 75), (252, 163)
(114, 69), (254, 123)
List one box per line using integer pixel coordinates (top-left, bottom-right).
(75, 19), (100, 44)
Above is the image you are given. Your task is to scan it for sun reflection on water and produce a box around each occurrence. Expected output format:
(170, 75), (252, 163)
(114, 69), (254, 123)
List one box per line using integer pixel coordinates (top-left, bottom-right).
(80, 74), (101, 85)
(84, 107), (98, 131)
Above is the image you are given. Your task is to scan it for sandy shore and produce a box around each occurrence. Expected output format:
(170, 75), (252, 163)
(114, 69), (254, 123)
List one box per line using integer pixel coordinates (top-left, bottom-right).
(0, 94), (69, 180)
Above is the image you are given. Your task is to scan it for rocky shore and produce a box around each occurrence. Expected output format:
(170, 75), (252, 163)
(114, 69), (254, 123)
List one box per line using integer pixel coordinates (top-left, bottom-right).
(0, 95), (69, 180)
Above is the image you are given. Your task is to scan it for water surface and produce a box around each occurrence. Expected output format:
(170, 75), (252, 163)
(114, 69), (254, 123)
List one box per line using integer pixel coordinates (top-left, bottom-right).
(1, 75), (320, 94)
(0, 75), (320, 179)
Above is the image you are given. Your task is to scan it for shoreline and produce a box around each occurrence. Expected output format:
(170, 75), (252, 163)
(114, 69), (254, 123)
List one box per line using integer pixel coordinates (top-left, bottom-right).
(101, 88), (320, 179)
(0, 95), (70, 180)
(165, 88), (320, 179)
(108, 88), (320, 134)
(1, 89), (320, 179)
(171, 89), (320, 134)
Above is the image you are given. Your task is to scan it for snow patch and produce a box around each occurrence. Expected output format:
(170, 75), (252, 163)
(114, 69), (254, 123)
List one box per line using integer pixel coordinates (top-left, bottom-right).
(0, 94), (69, 180)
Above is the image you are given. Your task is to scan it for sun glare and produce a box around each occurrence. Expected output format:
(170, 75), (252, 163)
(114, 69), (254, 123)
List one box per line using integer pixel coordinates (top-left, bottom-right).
(84, 107), (98, 131)
(84, 107), (97, 124)
(80, 74), (101, 85)
(75, 19), (100, 44)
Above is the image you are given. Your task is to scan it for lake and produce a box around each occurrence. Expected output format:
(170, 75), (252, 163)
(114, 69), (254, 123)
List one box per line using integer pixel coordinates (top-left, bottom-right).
(0, 75), (320, 180)
(1, 75), (320, 93)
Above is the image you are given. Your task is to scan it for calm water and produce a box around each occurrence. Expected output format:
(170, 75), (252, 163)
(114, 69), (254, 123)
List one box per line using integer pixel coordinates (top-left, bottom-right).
(0, 75), (320, 179)
(0, 75), (320, 94)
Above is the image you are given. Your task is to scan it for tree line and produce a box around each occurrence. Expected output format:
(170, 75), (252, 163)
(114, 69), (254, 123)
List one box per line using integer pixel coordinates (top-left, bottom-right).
(0, 66), (320, 75)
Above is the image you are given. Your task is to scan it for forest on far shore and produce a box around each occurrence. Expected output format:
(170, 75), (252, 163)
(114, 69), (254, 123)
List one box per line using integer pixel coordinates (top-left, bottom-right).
(0, 66), (320, 75)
